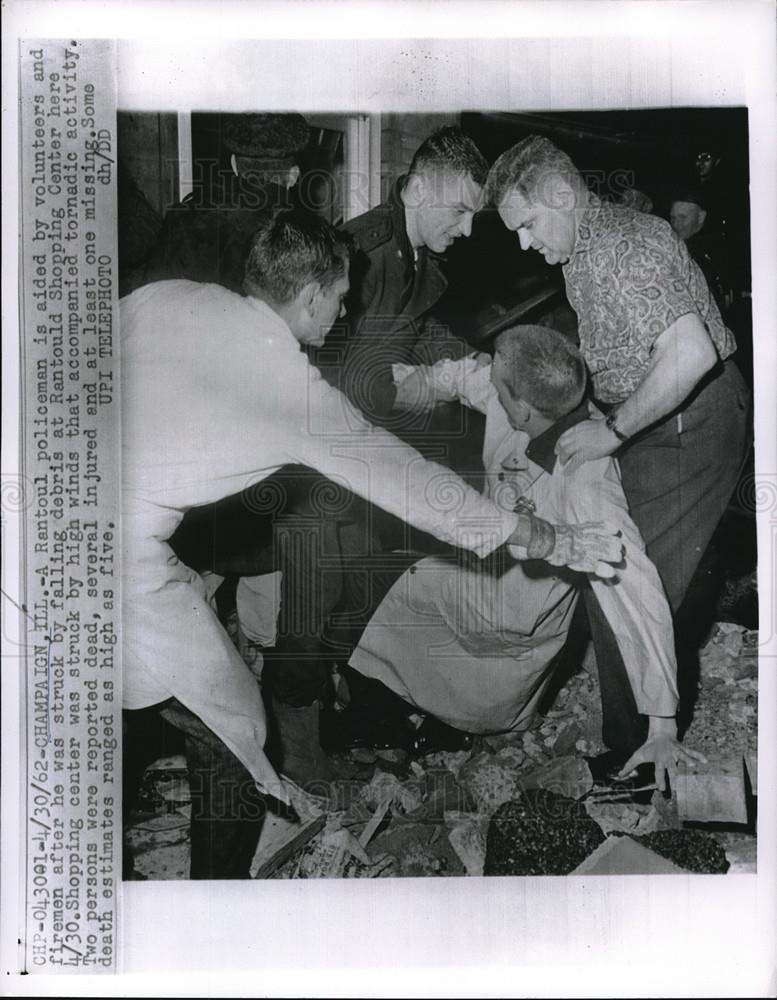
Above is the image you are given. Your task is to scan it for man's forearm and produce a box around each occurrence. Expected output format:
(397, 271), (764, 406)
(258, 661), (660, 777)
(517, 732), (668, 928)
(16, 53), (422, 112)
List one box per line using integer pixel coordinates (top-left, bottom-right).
(648, 715), (678, 738)
(510, 512), (556, 558)
(615, 314), (718, 438)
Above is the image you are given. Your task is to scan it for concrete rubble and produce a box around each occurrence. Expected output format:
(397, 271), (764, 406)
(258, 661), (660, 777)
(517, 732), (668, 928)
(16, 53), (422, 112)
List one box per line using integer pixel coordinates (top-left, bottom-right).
(124, 622), (758, 879)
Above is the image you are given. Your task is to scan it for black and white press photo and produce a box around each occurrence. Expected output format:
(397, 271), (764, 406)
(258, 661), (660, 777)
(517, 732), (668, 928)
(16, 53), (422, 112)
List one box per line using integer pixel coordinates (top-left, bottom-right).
(3, 4), (776, 995)
(117, 106), (757, 881)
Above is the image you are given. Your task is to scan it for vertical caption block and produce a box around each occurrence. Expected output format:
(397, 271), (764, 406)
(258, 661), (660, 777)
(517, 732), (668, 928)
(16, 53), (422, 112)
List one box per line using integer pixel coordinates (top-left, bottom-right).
(19, 38), (120, 973)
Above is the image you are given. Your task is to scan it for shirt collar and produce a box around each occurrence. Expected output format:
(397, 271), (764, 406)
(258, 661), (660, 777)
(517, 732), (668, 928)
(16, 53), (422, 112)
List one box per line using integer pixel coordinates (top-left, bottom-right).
(525, 400), (591, 473)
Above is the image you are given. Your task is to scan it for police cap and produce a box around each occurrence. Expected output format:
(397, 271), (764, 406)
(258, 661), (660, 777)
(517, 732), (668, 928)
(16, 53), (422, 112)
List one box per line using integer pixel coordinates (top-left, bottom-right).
(222, 113), (310, 161)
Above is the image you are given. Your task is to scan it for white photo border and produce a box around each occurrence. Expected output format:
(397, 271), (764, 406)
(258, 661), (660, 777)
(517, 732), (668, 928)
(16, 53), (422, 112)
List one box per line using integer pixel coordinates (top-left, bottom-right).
(2, 1), (776, 996)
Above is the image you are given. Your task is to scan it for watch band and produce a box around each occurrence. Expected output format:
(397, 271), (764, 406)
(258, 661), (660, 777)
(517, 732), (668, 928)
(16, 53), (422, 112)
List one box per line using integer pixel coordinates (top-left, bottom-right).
(605, 409), (630, 443)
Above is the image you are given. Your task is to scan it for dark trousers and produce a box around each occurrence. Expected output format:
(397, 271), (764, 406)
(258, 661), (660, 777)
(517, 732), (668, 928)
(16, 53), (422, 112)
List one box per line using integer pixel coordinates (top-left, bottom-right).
(123, 699), (265, 879)
(169, 466), (381, 707)
(588, 360), (751, 755)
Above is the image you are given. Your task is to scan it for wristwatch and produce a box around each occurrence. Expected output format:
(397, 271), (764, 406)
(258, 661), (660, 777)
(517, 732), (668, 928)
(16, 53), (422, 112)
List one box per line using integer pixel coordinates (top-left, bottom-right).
(605, 408), (630, 443)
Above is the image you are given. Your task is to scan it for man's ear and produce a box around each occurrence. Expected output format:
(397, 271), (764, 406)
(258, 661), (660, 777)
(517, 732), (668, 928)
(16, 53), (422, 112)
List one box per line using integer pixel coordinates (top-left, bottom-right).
(285, 165), (301, 190)
(403, 171), (427, 209)
(698, 207), (707, 229)
(299, 280), (321, 316)
(515, 398), (533, 427)
(544, 173), (578, 213)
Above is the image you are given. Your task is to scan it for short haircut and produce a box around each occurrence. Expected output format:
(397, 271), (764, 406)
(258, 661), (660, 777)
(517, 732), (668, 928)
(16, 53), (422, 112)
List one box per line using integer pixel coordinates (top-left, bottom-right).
(669, 186), (707, 210)
(485, 135), (581, 208)
(243, 209), (353, 303)
(494, 324), (587, 421)
(408, 126), (489, 186)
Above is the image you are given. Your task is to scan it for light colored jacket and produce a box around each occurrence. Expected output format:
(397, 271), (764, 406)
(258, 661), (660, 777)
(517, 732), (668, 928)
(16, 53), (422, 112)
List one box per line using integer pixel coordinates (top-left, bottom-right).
(349, 356), (679, 732)
(120, 282), (520, 795)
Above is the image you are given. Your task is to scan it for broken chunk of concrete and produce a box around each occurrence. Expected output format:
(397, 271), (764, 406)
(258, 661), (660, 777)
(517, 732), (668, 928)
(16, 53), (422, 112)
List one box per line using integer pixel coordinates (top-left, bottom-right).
(674, 767), (748, 824)
(522, 756), (593, 800)
(407, 768), (474, 821)
(721, 832), (757, 874)
(584, 800), (662, 837)
(458, 752), (523, 815)
(361, 770), (423, 815)
(421, 749), (472, 779)
(550, 721), (584, 756)
(572, 835), (688, 875)
(369, 821), (464, 877)
(699, 623), (748, 682)
(445, 811), (488, 876)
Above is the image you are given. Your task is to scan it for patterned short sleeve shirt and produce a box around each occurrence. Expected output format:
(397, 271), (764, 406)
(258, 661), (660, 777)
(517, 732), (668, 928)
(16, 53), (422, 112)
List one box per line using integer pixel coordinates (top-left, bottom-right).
(563, 195), (736, 403)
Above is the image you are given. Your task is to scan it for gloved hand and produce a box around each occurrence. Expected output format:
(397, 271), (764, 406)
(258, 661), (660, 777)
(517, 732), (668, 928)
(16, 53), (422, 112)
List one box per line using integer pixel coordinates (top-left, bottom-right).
(544, 521), (624, 578)
(508, 516), (624, 578)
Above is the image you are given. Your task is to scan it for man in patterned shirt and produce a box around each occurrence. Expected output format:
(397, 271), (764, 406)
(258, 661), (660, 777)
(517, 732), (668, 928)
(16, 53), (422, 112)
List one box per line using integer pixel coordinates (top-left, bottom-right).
(485, 136), (749, 771)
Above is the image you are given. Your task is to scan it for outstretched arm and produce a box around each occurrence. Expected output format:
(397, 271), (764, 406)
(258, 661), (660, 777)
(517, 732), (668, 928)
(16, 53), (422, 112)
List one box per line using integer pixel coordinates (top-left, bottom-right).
(393, 353), (494, 414)
(284, 351), (623, 575)
(561, 458), (704, 785)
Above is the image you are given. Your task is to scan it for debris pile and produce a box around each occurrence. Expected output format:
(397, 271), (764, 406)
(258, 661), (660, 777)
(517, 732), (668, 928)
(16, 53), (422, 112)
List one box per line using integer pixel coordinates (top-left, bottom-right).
(124, 622), (758, 880)
(484, 789), (605, 876)
(684, 623), (758, 761)
(634, 830), (730, 874)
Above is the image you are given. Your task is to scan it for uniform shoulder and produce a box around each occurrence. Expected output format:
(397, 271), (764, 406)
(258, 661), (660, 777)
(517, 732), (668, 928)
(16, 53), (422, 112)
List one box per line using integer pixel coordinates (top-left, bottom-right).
(341, 202), (394, 254)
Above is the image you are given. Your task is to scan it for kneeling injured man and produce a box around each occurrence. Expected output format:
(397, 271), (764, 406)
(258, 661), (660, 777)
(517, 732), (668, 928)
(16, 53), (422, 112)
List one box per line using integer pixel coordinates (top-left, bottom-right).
(121, 212), (624, 877)
(349, 325), (704, 787)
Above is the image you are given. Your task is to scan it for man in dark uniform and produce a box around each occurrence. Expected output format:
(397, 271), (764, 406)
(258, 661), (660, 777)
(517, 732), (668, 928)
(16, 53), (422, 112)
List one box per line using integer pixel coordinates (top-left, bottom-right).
(669, 186), (731, 313)
(119, 112), (309, 297)
(317, 125), (488, 427)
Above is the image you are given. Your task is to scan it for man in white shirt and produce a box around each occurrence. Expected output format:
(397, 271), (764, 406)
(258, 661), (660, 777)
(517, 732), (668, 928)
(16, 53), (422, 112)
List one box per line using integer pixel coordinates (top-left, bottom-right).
(350, 326), (704, 786)
(121, 211), (622, 877)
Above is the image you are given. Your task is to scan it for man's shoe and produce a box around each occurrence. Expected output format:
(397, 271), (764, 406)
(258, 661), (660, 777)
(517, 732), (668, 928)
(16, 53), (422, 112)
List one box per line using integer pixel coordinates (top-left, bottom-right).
(409, 715), (474, 756)
(320, 705), (414, 754)
(270, 697), (339, 789)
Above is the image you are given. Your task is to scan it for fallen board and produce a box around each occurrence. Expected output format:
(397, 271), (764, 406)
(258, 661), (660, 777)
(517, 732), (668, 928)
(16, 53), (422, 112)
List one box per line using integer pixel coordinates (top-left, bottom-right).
(572, 835), (689, 875)
(674, 765), (748, 824)
(251, 813), (327, 880)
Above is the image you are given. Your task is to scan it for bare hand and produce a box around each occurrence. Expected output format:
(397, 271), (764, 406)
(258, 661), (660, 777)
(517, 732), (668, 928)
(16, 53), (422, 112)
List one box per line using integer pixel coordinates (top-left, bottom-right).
(556, 419), (621, 475)
(618, 737), (707, 793)
(546, 521), (624, 578)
